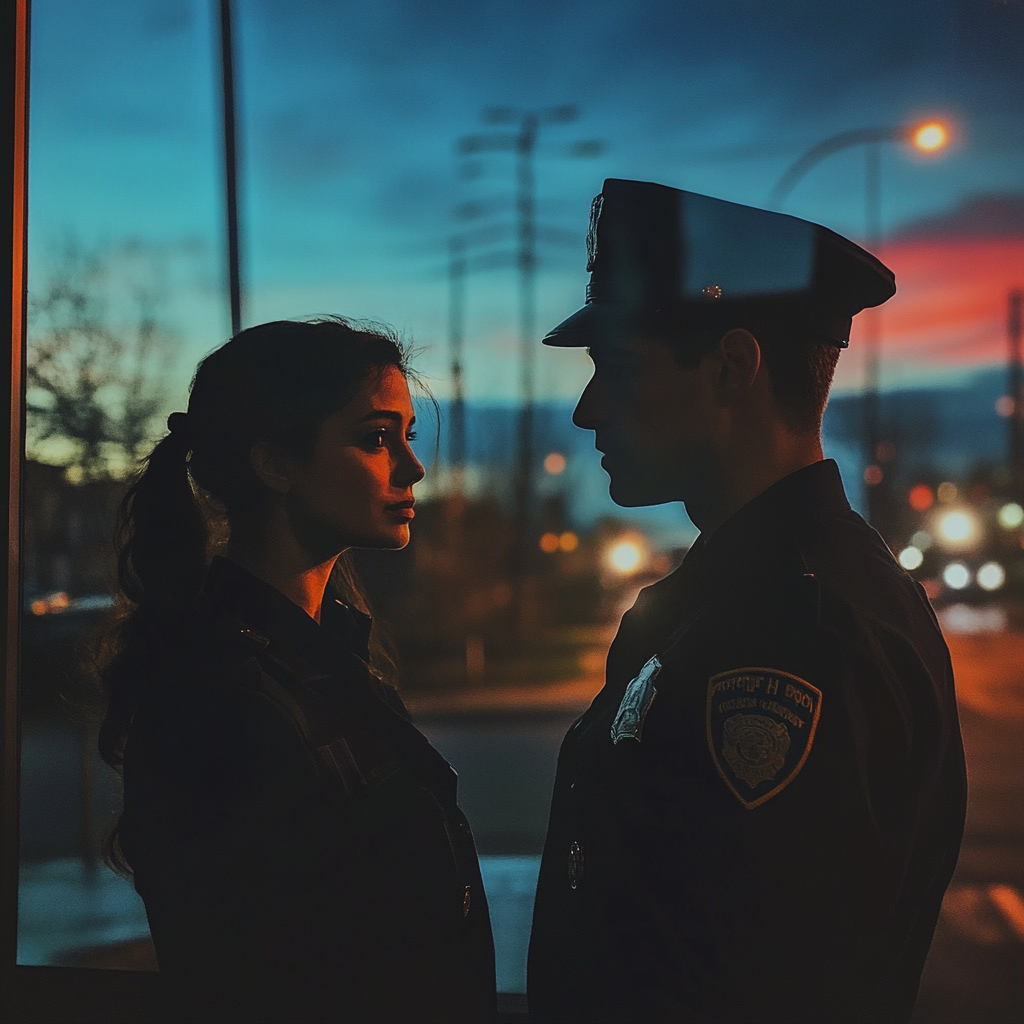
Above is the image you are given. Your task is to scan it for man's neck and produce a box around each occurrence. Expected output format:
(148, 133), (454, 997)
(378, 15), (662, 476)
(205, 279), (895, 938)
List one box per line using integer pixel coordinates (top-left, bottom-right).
(686, 431), (824, 535)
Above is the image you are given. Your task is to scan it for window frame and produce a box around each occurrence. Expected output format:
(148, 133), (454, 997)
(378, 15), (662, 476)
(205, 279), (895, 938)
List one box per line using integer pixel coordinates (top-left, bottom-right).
(1, 3), (164, 1019)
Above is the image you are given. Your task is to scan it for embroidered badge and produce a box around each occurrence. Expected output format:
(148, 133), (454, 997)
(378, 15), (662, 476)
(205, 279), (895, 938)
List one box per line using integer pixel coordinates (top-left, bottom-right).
(706, 667), (821, 809)
(610, 656), (661, 744)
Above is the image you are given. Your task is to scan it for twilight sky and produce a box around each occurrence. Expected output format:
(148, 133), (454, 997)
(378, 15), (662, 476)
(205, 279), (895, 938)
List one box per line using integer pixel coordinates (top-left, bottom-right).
(26, 0), (1024, 407)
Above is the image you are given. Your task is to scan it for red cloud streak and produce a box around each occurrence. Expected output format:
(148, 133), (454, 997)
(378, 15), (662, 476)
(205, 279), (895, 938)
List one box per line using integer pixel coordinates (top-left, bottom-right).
(851, 237), (1024, 367)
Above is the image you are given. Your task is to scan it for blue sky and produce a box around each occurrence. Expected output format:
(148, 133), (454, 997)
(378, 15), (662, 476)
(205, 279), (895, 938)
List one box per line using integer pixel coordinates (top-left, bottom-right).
(27, 0), (1024, 408)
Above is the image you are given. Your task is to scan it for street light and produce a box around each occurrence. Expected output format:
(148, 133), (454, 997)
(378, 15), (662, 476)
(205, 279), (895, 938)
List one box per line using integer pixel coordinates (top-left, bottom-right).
(768, 119), (951, 525)
(768, 120), (951, 208)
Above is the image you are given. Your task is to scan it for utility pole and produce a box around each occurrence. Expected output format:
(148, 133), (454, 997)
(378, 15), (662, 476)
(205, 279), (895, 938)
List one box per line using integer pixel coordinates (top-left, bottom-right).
(218, 0), (243, 336)
(1009, 289), (1024, 498)
(862, 142), (883, 524)
(769, 121), (952, 525)
(456, 106), (600, 632)
(448, 235), (467, 482)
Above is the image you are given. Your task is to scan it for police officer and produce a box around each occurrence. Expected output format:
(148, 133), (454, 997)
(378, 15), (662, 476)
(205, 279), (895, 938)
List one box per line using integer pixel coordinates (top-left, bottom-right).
(527, 179), (967, 1024)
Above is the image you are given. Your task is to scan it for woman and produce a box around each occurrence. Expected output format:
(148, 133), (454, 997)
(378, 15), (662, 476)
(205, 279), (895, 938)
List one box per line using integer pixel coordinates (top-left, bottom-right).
(98, 318), (496, 1023)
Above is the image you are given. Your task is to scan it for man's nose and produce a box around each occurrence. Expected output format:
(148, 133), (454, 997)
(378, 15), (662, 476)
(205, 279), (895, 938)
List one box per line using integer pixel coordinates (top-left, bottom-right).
(572, 375), (604, 431)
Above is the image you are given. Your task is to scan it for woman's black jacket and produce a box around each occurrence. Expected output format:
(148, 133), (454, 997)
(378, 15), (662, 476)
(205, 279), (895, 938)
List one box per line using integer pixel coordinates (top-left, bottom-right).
(119, 557), (496, 1023)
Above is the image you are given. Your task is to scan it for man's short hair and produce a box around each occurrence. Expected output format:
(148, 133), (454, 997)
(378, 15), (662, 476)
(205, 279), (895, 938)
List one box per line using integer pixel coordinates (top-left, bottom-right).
(639, 305), (841, 433)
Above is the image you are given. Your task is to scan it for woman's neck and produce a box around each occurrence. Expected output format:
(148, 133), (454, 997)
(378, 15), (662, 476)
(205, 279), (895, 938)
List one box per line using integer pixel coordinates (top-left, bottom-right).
(227, 521), (339, 623)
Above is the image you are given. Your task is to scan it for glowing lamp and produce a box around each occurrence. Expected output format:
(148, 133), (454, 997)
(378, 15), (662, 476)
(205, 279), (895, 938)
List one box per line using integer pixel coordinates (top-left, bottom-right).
(912, 122), (949, 153)
(607, 539), (643, 575)
(935, 509), (979, 550)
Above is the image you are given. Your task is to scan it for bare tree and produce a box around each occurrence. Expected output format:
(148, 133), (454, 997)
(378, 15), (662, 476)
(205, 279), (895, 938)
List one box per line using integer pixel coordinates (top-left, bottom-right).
(27, 239), (180, 481)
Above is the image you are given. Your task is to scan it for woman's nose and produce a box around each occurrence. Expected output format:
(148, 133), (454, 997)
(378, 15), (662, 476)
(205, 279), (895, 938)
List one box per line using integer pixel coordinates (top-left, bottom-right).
(396, 445), (425, 488)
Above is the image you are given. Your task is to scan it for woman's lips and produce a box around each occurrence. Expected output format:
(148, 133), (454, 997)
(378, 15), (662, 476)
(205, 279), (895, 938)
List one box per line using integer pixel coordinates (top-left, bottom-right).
(386, 501), (415, 520)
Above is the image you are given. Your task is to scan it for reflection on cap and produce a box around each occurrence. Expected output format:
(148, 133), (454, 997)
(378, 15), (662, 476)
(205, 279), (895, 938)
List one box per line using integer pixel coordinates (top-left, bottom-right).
(545, 178), (896, 348)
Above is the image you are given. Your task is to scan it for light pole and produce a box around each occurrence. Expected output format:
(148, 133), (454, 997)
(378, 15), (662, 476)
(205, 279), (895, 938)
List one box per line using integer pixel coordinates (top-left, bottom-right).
(217, 0), (244, 337)
(1009, 289), (1024, 499)
(457, 107), (601, 630)
(769, 120), (950, 523)
(448, 234), (467, 480)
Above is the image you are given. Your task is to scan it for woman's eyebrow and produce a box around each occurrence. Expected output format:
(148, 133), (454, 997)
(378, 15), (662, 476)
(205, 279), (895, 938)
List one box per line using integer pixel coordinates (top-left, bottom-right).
(355, 410), (416, 425)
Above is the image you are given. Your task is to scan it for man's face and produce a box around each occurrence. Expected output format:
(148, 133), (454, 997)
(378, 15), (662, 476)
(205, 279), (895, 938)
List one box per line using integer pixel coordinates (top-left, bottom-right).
(572, 334), (719, 507)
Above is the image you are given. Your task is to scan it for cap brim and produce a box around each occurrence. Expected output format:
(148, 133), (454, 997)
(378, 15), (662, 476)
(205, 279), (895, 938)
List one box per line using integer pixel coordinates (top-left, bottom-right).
(542, 304), (626, 347)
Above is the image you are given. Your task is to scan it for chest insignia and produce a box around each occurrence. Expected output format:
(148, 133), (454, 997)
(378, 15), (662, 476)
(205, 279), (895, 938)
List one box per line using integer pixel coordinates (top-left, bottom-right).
(706, 667), (822, 809)
(610, 656), (662, 744)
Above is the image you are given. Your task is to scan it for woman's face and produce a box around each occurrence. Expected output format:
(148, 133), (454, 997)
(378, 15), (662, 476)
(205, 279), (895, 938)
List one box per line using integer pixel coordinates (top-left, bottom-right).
(280, 366), (425, 558)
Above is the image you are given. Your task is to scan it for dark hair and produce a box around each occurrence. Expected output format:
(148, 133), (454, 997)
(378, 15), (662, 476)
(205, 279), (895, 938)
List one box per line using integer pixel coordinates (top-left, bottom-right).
(642, 303), (841, 432)
(97, 317), (412, 870)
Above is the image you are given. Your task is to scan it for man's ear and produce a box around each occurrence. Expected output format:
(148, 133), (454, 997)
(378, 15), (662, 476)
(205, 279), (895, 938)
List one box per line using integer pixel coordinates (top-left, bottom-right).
(249, 441), (293, 495)
(708, 328), (761, 403)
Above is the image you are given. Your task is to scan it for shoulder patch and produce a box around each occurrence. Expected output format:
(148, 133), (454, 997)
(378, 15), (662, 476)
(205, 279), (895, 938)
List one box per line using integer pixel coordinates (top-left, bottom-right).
(706, 667), (822, 809)
(610, 656), (661, 744)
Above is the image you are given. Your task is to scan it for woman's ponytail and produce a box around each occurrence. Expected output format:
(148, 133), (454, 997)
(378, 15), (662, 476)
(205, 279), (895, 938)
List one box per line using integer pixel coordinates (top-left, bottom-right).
(116, 421), (208, 609)
(97, 424), (208, 778)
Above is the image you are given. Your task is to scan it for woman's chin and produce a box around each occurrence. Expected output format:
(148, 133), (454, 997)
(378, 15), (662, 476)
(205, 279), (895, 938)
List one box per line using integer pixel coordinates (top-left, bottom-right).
(355, 524), (410, 550)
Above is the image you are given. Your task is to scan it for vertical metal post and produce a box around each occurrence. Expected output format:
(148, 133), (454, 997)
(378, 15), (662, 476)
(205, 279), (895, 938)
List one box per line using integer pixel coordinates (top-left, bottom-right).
(218, 0), (243, 337)
(1009, 289), (1024, 498)
(448, 235), (467, 481)
(512, 114), (539, 630)
(1, 0), (30, 1008)
(862, 143), (882, 523)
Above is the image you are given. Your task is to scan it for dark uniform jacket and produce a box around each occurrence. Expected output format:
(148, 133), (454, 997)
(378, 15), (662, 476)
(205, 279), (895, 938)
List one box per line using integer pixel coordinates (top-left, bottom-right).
(528, 460), (966, 1024)
(120, 557), (496, 1023)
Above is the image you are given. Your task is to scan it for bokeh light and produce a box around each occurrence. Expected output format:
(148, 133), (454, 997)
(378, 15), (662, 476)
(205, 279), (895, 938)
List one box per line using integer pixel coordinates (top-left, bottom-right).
(912, 530), (933, 551)
(539, 532), (559, 553)
(607, 539), (643, 574)
(559, 531), (578, 552)
(864, 464), (883, 486)
(937, 481), (958, 503)
(909, 484), (934, 512)
(977, 562), (1006, 591)
(543, 452), (567, 475)
(899, 546), (924, 570)
(937, 509), (979, 549)
(998, 502), (1024, 529)
(943, 562), (970, 590)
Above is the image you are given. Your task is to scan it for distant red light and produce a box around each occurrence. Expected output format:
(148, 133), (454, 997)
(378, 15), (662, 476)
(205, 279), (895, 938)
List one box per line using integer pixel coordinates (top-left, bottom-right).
(864, 465), (884, 486)
(909, 484), (934, 512)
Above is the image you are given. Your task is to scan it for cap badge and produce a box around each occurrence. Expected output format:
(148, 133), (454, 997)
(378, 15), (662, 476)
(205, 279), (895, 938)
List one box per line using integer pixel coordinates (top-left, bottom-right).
(701, 284), (723, 300)
(610, 656), (661, 744)
(706, 667), (821, 809)
(586, 193), (604, 272)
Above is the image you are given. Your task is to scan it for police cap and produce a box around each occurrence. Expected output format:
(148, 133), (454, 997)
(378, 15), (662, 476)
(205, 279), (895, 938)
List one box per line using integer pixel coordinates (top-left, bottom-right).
(543, 178), (896, 349)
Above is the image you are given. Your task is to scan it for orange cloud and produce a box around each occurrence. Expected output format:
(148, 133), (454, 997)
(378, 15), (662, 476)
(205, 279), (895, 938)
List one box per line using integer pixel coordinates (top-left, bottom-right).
(853, 237), (1024, 367)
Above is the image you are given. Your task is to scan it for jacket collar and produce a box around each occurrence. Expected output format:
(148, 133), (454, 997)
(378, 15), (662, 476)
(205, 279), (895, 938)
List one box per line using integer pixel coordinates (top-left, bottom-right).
(655, 459), (852, 606)
(196, 556), (374, 681)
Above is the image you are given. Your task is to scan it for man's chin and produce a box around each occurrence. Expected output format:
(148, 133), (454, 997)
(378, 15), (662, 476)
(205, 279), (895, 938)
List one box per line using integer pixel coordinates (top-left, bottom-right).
(607, 477), (673, 508)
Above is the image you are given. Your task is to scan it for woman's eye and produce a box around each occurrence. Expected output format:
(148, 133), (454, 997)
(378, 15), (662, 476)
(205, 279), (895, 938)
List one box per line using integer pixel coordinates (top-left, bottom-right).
(366, 430), (388, 448)
(406, 431), (418, 443)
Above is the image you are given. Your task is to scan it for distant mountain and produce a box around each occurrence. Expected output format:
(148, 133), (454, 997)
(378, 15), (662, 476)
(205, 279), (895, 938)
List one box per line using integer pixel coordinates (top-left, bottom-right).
(412, 365), (1012, 541)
